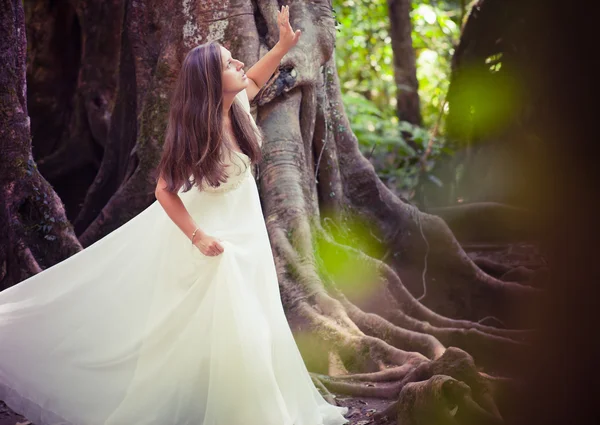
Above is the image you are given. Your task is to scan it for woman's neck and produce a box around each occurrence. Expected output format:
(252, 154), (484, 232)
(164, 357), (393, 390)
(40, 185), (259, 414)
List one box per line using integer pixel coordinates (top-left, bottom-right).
(222, 92), (236, 114)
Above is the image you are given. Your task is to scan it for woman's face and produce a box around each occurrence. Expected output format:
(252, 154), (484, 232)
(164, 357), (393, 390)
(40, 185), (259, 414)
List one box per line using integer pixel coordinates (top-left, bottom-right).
(220, 46), (248, 94)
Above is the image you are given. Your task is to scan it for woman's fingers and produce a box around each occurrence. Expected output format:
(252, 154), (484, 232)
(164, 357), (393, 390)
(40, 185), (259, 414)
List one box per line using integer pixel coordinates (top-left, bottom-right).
(278, 5), (289, 25)
(211, 242), (224, 256)
(202, 246), (216, 256)
(198, 240), (225, 256)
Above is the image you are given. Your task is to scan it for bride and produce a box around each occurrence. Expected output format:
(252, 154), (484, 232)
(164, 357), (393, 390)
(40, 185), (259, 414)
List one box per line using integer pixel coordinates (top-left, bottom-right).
(0, 5), (349, 425)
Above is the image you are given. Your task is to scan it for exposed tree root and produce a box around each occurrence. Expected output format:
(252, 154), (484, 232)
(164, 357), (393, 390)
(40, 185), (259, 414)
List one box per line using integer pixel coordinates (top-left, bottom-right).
(461, 243), (512, 251)
(472, 257), (515, 278)
(310, 374), (338, 405)
(346, 296), (528, 376)
(500, 266), (535, 282)
(426, 202), (535, 244)
(324, 363), (415, 383)
(314, 54), (539, 326)
(381, 375), (503, 425)
(396, 348), (500, 417)
(343, 299), (447, 360)
(312, 373), (402, 399)
(313, 234), (531, 374)
(270, 216), (508, 421)
(318, 231), (531, 337)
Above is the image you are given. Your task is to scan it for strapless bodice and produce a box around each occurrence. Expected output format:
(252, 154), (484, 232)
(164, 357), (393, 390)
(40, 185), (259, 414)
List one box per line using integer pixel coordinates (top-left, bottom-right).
(201, 150), (251, 194)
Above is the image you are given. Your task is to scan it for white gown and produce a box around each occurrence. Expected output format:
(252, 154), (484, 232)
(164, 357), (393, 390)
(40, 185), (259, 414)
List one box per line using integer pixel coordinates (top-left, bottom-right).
(0, 89), (349, 425)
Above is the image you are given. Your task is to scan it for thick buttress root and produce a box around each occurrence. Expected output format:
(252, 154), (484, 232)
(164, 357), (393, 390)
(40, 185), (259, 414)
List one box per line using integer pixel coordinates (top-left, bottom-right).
(267, 219), (518, 423)
(312, 53), (539, 327)
(254, 47), (532, 421)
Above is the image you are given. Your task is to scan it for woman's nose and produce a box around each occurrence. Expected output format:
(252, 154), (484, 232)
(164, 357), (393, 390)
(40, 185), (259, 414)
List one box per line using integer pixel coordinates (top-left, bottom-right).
(237, 61), (244, 70)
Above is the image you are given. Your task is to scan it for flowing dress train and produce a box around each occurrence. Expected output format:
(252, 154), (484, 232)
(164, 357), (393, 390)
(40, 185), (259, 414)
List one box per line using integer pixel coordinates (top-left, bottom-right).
(0, 89), (349, 425)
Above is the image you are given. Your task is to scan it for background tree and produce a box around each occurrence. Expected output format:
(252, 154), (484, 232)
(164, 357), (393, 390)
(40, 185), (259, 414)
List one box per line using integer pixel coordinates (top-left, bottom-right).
(387, 0), (421, 127)
(0, 0), (81, 290)
(334, 0), (460, 199)
(1, 0), (542, 423)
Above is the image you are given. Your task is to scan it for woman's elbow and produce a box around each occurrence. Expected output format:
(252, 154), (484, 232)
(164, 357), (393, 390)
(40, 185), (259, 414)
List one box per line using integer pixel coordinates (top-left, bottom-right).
(155, 176), (168, 200)
(155, 186), (168, 201)
(155, 186), (179, 204)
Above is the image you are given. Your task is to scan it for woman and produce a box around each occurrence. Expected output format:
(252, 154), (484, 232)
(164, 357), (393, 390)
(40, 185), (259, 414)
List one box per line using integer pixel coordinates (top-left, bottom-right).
(0, 5), (349, 425)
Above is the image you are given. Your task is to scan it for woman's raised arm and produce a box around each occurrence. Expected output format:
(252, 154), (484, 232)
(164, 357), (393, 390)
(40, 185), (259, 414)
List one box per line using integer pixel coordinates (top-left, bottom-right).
(244, 5), (301, 101)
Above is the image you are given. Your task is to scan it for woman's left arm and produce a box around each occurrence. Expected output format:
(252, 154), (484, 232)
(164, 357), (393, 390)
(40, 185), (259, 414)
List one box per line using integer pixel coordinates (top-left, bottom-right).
(245, 5), (301, 101)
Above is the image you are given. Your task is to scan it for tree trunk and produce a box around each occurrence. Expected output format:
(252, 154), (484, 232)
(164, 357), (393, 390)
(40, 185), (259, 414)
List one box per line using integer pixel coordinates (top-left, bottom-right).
(387, 0), (422, 126)
(0, 0), (81, 291)
(0, 0), (539, 422)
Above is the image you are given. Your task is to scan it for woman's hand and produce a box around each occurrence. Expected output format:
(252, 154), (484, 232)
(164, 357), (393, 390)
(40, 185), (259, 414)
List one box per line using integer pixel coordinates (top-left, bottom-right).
(194, 234), (224, 256)
(277, 5), (301, 50)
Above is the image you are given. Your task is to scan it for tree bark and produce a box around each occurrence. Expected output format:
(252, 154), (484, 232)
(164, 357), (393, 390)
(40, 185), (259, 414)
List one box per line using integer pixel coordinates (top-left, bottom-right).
(387, 0), (422, 126)
(0, 0), (539, 422)
(0, 0), (81, 291)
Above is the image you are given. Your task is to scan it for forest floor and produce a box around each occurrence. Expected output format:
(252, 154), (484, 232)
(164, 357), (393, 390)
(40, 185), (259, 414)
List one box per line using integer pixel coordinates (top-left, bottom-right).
(0, 242), (543, 425)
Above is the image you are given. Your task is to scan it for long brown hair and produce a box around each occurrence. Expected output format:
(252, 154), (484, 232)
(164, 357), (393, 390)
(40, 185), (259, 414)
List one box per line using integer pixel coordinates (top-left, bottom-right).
(156, 41), (262, 193)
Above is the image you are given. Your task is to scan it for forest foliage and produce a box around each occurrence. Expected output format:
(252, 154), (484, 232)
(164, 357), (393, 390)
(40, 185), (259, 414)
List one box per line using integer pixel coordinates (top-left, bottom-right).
(333, 0), (465, 199)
